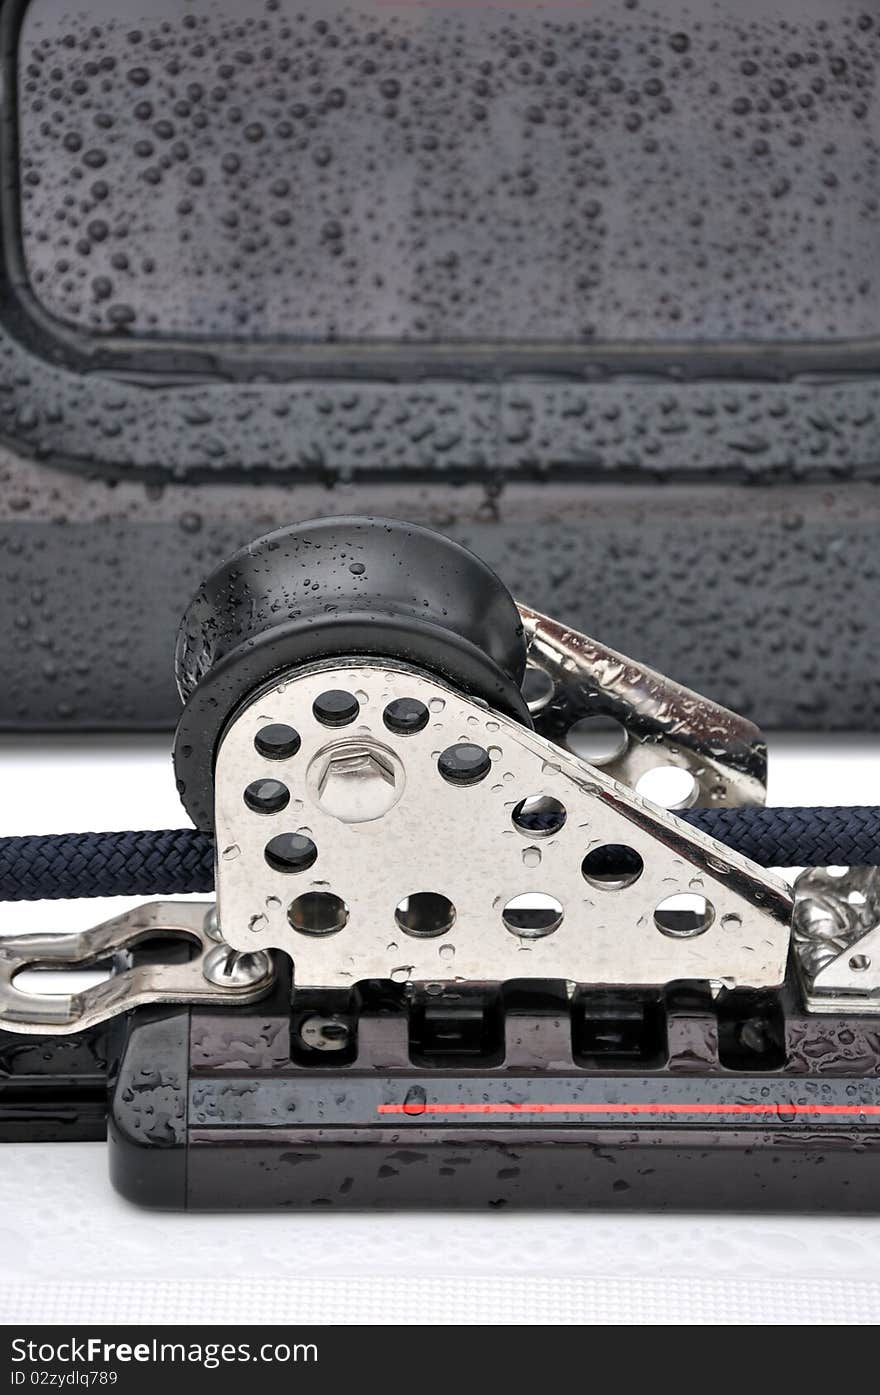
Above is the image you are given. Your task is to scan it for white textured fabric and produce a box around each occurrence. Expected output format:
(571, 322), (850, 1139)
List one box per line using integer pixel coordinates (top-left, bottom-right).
(4, 1143), (880, 1324)
(3, 736), (880, 1325)
(3, 1275), (880, 1326)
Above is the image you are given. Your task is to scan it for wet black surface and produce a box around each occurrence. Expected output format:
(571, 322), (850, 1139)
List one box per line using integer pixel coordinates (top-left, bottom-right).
(14, 0), (880, 344)
(0, 0), (876, 483)
(104, 982), (880, 1209)
(1, 483), (879, 730)
(0, 1), (877, 729)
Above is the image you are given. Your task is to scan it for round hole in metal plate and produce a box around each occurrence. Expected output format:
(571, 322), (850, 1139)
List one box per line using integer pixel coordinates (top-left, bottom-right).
(521, 666), (555, 716)
(254, 723), (301, 760)
(437, 742), (491, 786)
(244, 777), (290, 815)
(566, 715), (628, 767)
(312, 689), (360, 728)
(383, 697), (430, 735)
(654, 892), (714, 939)
(265, 832), (318, 873)
(511, 795), (567, 838)
(502, 893), (564, 939)
(288, 892), (349, 936)
(636, 766), (699, 811)
(581, 844), (644, 890)
(395, 892), (456, 938)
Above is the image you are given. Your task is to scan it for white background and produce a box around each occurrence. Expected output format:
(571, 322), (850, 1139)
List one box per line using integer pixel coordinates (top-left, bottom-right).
(1, 732), (880, 1325)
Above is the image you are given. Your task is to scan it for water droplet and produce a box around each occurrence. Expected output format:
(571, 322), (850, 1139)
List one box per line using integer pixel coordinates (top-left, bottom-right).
(403, 1085), (427, 1116)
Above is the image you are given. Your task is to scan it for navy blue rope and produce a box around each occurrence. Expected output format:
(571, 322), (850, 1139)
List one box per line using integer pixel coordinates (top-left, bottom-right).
(0, 807), (877, 902)
(0, 830), (214, 902)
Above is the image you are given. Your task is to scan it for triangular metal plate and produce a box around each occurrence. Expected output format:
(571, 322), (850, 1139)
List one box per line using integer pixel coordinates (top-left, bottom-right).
(215, 661), (791, 989)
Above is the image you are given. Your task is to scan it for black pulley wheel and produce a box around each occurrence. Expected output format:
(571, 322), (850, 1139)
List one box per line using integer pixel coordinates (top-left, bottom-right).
(173, 516), (530, 829)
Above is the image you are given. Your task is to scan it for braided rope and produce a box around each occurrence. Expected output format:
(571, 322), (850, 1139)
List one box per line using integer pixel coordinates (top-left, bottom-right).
(688, 806), (880, 870)
(0, 807), (877, 902)
(0, 830), (214, 902)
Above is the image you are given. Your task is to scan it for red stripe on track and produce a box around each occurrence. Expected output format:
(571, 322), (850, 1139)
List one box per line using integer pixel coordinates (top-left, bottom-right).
(377, 1101), (880, 1117)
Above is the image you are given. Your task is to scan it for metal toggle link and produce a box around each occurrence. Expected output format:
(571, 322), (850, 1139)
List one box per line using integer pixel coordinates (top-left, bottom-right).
(0, 901), (273, 1035)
